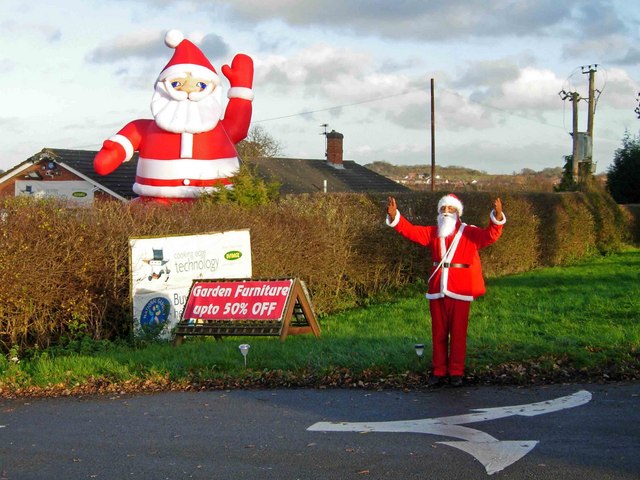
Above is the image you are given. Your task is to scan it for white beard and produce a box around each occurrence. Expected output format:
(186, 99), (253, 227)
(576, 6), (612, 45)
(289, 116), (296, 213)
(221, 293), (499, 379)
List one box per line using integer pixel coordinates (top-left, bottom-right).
(437, 212), (458, 238)
(150, 81), (222, 134)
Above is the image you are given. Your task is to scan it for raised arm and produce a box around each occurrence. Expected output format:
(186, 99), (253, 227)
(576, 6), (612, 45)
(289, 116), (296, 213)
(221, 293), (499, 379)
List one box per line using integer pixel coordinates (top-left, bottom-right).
(386, 196), (397, 221)
(493, 197), (504, 222)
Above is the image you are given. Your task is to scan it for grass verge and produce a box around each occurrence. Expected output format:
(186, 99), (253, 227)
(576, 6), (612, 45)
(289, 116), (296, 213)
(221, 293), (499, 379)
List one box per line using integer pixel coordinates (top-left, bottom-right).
(1, 248), (639, 397)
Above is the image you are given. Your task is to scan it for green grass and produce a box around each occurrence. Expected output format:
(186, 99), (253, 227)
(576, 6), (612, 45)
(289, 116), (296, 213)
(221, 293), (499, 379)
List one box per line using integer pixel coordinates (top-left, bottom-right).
(469, 250), (640, 367)
(1, 248), (639, 395)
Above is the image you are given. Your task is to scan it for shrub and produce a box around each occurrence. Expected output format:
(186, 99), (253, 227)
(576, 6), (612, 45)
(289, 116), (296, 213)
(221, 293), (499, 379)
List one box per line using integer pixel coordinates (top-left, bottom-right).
(0, 189), (631, 352)
(200, 162), (280, 207)
(620, 204), (640, 245)
(607, 131), (640, 204)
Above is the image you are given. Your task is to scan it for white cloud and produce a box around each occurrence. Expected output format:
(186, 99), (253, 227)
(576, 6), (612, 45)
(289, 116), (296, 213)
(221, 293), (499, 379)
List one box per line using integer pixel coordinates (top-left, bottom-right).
(454, 59), (522, 89)
(215, 0), (586, 41)
(499, 68), (565, 110)
(257, 44), (373, 91)
(595, 68), (640, 109)
(86, 29), (166, 64)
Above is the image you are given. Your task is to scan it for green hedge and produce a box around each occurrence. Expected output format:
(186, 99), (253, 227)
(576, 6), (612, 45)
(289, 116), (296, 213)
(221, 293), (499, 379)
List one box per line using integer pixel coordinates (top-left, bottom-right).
(0, 190), (631, 351)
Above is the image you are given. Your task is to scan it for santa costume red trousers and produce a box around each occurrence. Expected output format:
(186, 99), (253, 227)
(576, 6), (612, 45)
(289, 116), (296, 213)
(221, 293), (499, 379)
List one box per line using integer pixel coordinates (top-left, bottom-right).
(429, 296), (471, 377)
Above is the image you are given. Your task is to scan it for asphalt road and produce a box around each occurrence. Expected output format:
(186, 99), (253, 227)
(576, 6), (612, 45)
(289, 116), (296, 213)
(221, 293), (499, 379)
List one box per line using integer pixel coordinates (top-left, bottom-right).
(1, 382), (638, 479)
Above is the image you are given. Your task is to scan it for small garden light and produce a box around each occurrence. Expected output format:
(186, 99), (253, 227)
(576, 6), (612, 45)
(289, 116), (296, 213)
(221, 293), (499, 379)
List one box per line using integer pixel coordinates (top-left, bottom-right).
(414, 343), (425, 359)
(239, 344), (251, 366)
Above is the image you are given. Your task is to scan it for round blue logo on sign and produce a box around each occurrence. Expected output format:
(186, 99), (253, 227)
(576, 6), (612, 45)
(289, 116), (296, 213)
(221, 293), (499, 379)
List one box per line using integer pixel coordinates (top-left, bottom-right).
(140, 297), (171, 326)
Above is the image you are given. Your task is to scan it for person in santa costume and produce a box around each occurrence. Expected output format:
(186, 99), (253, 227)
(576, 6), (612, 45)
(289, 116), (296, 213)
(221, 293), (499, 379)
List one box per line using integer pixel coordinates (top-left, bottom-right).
(94, 29), (253, 202)
(386, 194), (505, 387)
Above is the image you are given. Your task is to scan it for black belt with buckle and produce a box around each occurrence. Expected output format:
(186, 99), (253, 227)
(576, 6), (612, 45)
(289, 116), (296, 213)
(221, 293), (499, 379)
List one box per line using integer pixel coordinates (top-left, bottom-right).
(433, 262), (470, 268)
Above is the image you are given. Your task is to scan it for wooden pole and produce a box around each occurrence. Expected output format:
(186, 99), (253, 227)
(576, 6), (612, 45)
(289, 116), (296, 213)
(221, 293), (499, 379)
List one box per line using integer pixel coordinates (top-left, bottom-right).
(430, 78), (436, 192)
(586, 67), (596, 180)
(586, 69), (595, 140)
(571, 92), (580, 182)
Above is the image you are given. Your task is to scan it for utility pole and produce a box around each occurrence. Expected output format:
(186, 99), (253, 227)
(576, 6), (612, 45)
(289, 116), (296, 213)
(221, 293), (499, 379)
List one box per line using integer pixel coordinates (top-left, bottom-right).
(559, 89), (581, 182)
(430, 78), (436, 192)
(571, 92), (580, 181)
(583, 65), (597, 142)
(559, 64), (598, 185)
(581, 65), (597, 183)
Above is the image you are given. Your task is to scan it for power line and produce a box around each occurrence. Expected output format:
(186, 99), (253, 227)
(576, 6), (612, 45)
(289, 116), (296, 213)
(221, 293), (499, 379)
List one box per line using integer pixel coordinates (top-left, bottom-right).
(68, 80), (570, 153)
(253, 83), (567, 131)
(440, 87), (567, 130)
(252, 87), (425, 123)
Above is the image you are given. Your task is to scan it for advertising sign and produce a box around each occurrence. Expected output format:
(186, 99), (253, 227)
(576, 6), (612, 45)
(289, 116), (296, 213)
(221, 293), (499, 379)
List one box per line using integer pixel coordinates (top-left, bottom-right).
(129, 229), (252, 337)
(15, 180), (94, 206)
(175, 278), (321, 343)
(182, 279), (293, 322)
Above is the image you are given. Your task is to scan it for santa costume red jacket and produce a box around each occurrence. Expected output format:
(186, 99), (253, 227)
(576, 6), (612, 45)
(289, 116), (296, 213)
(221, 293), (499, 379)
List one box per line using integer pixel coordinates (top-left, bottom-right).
(387, 207), (505, 300)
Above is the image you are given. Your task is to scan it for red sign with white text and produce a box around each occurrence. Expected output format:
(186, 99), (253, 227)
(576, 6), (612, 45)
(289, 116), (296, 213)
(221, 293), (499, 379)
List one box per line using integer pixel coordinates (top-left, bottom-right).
(182, 279), (294, 321)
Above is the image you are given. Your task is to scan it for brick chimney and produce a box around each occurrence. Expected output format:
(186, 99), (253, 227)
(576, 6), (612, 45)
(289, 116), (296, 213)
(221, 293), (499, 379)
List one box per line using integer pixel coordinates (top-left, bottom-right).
(326, 130), (344, 169)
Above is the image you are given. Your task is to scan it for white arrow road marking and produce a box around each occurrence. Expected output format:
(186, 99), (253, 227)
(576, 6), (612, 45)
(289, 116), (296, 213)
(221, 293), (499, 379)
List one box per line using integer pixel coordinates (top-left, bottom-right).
(439, 440), (538, 475)
(307, 390), (592, 475)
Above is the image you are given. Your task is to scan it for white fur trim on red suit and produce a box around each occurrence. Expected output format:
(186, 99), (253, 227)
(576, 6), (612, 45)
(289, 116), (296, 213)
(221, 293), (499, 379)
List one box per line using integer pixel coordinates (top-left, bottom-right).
(426, 291), (474, 301)
(427, 224), (474, 302)
(136, 156), (240, 180)
(386, 209), (401, 228)
(132, 182), (233, 198)
(490, 210), (506, 225)
(227, 87), (254, 101)
(438, 194), (464, 216)
(109, 134), (134, 162)
(180, 133), (193, 158)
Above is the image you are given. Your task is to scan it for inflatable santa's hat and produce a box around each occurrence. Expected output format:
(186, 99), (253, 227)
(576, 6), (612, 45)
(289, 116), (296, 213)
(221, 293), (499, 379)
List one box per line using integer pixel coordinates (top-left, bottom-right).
(157, 29), (220, 83)
(437, 193), (464, 216)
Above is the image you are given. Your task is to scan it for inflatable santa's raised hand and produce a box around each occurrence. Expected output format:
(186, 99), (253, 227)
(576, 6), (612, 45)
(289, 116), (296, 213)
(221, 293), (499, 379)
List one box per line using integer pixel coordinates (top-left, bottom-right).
(94, 139), (127, 176)
(222, 54), (254, 93)
(93, 29), (253, 203)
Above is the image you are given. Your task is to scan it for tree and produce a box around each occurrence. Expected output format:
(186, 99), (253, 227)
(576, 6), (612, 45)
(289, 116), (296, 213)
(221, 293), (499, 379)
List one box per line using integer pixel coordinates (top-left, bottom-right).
(202, 162), (280, 207)
(554, 155), (579, 192)
(607, 131), (640, 203)
(200, 125), (283, 206)
(236, 125), (283, 161)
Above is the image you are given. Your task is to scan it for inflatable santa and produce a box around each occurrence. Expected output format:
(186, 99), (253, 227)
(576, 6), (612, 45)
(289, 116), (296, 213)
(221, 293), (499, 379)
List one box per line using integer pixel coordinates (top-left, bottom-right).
(94, 30), (253, 202)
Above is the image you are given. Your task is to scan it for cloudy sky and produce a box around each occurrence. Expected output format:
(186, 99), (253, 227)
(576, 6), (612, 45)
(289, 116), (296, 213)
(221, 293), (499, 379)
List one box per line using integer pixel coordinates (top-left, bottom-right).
(1, 0), (639, 174)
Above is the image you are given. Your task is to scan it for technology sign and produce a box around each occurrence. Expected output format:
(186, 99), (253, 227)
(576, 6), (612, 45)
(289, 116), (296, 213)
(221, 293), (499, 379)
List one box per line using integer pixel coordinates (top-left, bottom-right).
(129, 229), (252, 337)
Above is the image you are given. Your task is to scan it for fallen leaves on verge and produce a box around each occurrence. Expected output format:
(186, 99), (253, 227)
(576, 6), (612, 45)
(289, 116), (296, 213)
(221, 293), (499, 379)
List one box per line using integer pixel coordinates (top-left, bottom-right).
(0, 358), (638, 398)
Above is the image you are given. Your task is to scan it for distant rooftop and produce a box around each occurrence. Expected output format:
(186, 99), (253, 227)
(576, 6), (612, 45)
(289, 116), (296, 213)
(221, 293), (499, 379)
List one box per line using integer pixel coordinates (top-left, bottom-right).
(251, 157), (410, 194)
(6, 148), (409, 200)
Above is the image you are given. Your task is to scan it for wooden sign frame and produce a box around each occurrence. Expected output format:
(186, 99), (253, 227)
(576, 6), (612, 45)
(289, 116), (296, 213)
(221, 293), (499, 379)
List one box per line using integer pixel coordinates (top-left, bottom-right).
(173, 278), (320, 345)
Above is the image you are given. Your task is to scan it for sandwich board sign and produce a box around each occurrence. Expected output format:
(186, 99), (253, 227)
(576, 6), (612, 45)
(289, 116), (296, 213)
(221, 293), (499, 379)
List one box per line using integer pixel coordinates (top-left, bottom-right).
(129, 229), (252, 338)
(174, 277), (320, 344)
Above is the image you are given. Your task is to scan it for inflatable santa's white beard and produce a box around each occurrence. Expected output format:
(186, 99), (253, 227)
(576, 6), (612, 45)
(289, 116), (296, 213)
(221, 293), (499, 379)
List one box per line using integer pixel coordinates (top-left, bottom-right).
(150, 81), (222, 134)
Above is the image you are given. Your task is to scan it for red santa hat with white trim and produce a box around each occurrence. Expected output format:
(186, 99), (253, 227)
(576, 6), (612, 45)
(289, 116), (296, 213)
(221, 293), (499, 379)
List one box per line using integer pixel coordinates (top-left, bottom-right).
(157, 30), (220, 85)
(438, 193), (463, 216)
